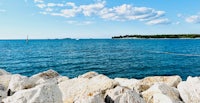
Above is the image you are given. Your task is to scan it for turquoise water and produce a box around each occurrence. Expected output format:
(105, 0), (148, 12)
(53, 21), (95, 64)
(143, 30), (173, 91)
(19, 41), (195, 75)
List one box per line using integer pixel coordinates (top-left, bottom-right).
(0, 39), (200, 80)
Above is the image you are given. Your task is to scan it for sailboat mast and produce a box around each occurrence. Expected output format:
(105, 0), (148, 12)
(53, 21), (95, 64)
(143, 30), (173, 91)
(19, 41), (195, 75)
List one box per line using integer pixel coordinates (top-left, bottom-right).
(26, 35), (28, 44)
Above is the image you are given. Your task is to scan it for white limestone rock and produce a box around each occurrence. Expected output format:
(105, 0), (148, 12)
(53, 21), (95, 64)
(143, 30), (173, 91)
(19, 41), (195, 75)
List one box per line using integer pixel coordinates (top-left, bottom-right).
(0, 85), (7, 102)
(57, 76), (69, 83)
(0, 75), (12, 90)
(78, 71), (99, 79)
(31, 69), (59, 79)
(153, 93), (183, 103)
(3, 83), (63, 103)
(8, 74), (33, 93)
(74, 92), (104, 103)
(114, 78), (140, 90)
(105, 86), (146, 103)
(177, 76), (200, 103)
(8, 69), (63, 94)
(0, 69), (12, 102)
(0, 69), (11, 75)
(58, 74), (118, 103)
(142, 83), (181, 103)
(29, 69), (60, 85)
(135, 76), (182, 92)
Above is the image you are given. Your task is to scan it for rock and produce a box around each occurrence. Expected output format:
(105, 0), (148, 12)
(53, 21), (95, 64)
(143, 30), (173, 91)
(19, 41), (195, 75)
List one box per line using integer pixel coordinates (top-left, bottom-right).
(105, 86), (146, 103)
(7, 69), (63, 94)
(0, 90), (6, 102)
(74, 92), (104, 103)
(8, 74), (33, 93)
(0, 85), (7, 102)
(58, 74), (118, 103)
(177, 76), (200, 103)
(142, 83), (181, 103)
(29, 69), (60, 84)
(0, 75), (12, 90)
(0, 70), (11, 102)
(78, 71), (99, 79)
(153, 93), (183, 103)
(114, 78), (140, 90)
(3, 83), (63, 103)
(135, 76), (182, 92)
(31, 69), (59, 79)
(57, 76), (69, 83)
(0, 69), (11, 75)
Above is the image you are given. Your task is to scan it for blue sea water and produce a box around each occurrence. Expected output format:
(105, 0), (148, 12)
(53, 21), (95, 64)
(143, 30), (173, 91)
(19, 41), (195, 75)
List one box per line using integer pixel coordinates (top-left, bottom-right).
(0, 39), (200, 80)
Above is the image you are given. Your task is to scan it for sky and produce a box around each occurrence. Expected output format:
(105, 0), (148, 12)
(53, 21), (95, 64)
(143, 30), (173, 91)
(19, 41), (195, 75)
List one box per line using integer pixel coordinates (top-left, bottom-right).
(0, 0), (200, 39)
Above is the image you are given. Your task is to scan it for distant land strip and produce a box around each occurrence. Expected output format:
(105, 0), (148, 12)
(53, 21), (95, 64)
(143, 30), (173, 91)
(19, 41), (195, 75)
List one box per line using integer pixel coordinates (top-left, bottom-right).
(112, 34), (200, 39)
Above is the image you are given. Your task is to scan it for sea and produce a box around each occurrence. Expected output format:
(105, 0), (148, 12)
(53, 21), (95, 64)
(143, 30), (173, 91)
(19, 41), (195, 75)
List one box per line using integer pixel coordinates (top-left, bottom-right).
(0, 39), (200, 80)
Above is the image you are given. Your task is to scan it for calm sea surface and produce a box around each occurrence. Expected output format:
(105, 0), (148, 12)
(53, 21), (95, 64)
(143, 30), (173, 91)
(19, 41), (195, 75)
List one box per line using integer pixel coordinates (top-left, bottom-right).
(0, 39), (200, 80)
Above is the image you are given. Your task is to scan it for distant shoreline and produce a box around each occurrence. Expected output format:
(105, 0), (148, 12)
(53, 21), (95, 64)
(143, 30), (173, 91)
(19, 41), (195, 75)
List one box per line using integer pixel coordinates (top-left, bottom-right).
(1, 34), (200, 40)
(112, 34), (200, 39)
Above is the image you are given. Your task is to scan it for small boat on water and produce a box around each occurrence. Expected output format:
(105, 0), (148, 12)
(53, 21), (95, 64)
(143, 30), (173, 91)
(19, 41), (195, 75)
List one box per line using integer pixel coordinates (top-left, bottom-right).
(26, 35), (28, 44)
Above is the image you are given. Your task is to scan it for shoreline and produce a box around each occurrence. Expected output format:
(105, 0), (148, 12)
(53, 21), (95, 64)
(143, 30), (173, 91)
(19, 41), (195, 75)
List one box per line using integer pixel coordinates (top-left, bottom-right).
(0, 69), (200, 103)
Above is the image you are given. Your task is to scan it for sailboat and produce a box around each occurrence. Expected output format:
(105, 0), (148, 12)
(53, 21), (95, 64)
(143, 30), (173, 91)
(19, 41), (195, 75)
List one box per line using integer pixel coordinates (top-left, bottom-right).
(26, 35), (28, 44)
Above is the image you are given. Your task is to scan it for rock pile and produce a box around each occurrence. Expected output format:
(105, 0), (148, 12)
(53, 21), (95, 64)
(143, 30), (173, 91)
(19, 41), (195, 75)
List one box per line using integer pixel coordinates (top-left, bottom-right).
(0, 69), (200, 103)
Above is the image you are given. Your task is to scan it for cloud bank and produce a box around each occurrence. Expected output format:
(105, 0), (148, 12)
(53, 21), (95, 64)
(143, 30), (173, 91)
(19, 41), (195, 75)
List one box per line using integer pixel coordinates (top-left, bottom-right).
(186, 14), (200, 24)
(34, 0), (170, 25)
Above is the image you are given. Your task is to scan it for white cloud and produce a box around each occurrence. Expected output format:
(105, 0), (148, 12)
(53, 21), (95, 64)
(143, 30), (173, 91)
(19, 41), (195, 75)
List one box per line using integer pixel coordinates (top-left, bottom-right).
(186, 15), (200, 23)
(34, 1), (169, 25)
(66, 2), (76, 8)
(66, 20), (94, 25)
(45, 8), (53, 12)
(146, 18), (170, 25)
(34, 0), (43, 3)
(47, 3), (64, 7)
(60, 8), (80, 17)
(98, 4), (165, 22)
(80, 1), (105, 16)
(36, 3), (46, 8)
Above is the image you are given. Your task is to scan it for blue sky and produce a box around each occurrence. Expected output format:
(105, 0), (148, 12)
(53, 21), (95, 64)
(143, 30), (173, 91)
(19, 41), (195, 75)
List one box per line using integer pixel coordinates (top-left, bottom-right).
(0, 0), (200, 39)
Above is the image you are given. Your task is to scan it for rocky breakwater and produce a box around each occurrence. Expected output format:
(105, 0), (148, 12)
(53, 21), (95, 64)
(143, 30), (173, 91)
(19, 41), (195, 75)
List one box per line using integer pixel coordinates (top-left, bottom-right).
(0, 69), (200, 103)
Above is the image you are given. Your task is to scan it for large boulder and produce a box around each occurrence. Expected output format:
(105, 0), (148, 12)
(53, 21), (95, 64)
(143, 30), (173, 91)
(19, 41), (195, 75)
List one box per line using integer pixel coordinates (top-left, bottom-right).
(29, 69), (60, 85)
(114, 78), (140, 90)
(0, 85), (7, 102)
(177, 76), (200, 103)
(142, 83), (182, 103)
(57, 76), (69, 83)
(78, 71), (99, 79)
(0, 69), (11, 75)
(3, 83), (63, 103)
(0, 69), (11, 102)
(8, 69), (63, 94)
(74, 92), (104, 103)
(105, 86), (146, 103)
(0, 69), (12, 90)
(135, 76), (181, 92)
(8, 74), (33, 93)
(0, 75), (12, 90)
(58, 74), (118, 103)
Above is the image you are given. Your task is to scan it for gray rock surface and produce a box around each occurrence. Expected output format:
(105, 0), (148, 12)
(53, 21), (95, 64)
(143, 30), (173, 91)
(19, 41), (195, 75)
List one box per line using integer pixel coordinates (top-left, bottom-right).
(178, 76), (200, 103)
(142, 83), (181, 103)
(3, 83), (63, 103)
(114, 78), (140, 90)
(0, 69), (11, 75)
(135, 76), (182, 92)
(105, 86), (146, 103)
(58, 74), (118, 103)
